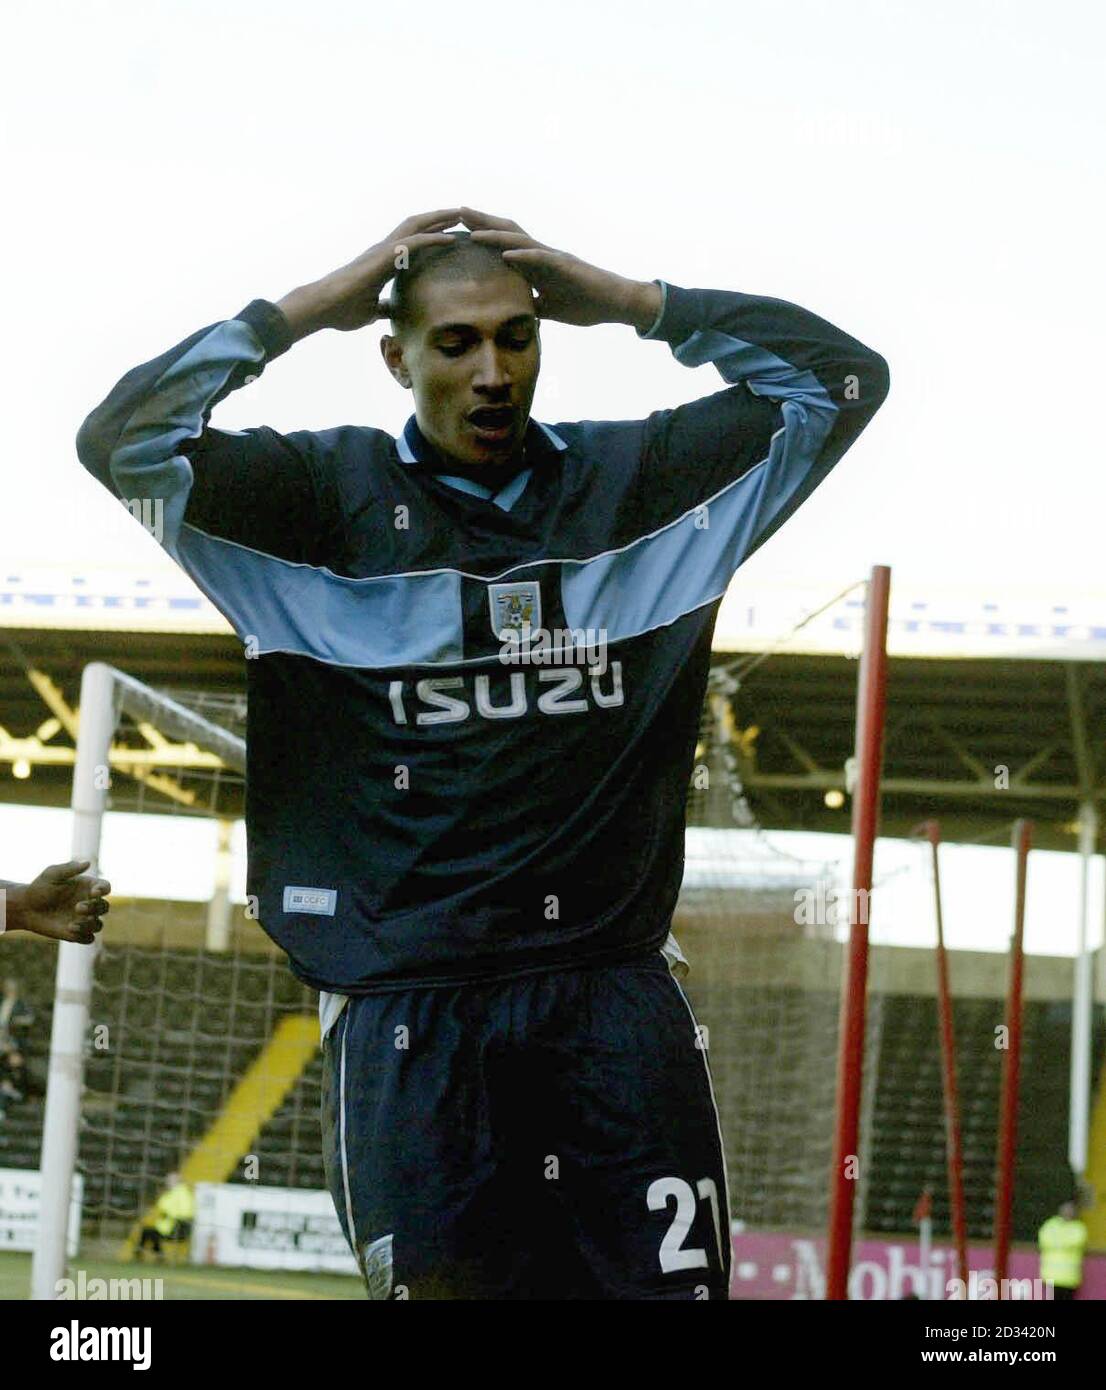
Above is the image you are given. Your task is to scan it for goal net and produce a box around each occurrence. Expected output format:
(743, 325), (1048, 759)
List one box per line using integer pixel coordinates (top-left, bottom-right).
(29, 663), (330, 1298)
(681, 662), (883, 1265)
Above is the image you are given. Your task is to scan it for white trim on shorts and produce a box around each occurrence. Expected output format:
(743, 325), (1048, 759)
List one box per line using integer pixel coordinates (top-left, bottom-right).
(338, 1012), (358, 1253)
(660, 948), (733, 1280)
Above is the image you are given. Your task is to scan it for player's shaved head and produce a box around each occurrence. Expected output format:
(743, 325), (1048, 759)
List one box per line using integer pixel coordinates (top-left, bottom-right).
(388, 231), (530, 338)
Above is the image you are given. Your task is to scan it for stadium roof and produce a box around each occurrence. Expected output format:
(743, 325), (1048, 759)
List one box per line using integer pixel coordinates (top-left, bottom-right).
(4, 566), (1106, 663)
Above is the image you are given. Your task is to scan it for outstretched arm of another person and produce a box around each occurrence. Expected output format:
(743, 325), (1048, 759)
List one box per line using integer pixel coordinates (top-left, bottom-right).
(1, 861), (110, 944)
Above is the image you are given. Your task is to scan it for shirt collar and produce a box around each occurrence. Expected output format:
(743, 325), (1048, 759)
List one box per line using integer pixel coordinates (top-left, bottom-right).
(395, 415), (568, 511)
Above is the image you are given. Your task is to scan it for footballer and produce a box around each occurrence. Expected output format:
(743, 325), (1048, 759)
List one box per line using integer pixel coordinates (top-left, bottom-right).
(77, 206), (889, 1298)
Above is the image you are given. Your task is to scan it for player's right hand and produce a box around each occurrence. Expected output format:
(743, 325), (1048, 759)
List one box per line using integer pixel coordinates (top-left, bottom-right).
(311, 210), (463, 332)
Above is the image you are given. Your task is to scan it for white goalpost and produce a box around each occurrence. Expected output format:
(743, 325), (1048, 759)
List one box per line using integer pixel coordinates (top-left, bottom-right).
(31, 662), (246, 1300)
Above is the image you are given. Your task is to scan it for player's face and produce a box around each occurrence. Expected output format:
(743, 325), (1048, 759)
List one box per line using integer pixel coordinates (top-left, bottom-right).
(391, 270), (540, 466)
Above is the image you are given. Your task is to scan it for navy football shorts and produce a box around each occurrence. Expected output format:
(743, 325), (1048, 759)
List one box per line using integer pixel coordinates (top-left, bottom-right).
(320, 949), (731, 1299)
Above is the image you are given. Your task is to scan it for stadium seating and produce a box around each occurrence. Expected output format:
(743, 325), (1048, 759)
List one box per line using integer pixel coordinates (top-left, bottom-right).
(867, 994), (1106, 1240)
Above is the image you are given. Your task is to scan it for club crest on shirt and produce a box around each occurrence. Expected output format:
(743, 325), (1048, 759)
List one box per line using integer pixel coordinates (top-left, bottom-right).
(488, 580), (541, 642)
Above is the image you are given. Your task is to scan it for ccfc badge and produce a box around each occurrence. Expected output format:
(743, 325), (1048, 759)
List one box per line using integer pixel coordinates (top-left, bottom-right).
(488, 580), (541, 641)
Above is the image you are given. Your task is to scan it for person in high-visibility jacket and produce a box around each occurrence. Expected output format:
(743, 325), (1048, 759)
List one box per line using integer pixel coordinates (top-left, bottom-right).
(138, 1172), (195, 1260)
(1038, 1201), (1088, 1300)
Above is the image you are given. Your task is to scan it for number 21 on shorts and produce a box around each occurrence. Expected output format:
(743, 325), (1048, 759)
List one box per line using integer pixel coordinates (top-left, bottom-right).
(647, 1176), (724, 1274)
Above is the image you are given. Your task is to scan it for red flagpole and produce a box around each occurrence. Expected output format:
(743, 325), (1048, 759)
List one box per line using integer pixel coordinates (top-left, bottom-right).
(825, 565), (891, 1300)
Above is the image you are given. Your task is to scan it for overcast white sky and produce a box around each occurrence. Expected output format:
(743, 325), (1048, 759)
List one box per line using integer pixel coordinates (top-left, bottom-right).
(2, 0), (1103, 954)
(3, 0), (1102, 596)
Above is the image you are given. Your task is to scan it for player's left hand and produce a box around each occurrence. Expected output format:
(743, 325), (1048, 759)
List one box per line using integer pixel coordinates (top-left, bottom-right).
(460, 207), (659, 330)
(17, 860), (111, 945)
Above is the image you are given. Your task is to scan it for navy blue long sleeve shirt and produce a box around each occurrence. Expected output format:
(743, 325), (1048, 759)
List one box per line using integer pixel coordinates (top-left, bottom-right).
(76, 280), (889, 993)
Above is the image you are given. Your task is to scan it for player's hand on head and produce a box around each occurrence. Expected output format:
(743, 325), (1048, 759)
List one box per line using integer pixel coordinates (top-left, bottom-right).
(21, 860), (111, 945)
(458, 206), (531, 236)
(462, 209), (642, 328)
(341, 207), (466, 329)
(314, 209), (464, 333)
